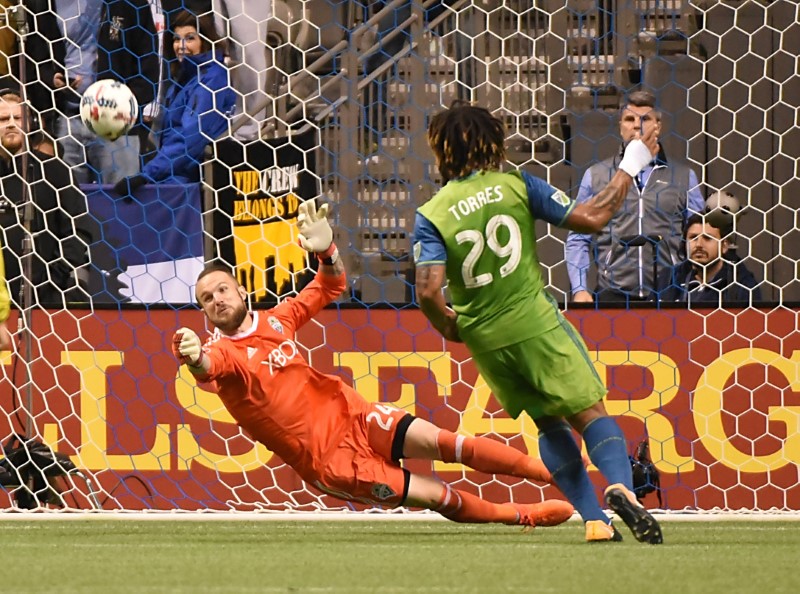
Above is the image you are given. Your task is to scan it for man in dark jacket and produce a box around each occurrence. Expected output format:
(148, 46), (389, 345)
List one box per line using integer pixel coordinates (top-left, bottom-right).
(31, 0), (159, 185)
(657, 213), (761, 305)
(0, 92), (90, 305)
(96, 0), (160, 155)
(0, 0), (63, 152)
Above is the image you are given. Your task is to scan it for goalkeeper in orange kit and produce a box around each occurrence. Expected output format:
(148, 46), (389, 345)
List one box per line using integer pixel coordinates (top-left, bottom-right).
(172, 201), (574, 528)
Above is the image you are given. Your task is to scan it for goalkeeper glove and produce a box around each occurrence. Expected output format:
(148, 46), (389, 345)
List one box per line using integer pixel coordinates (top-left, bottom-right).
(618, 139), (653, 178)
(172, 327), (203, 367)
(296, 201), (333, 253)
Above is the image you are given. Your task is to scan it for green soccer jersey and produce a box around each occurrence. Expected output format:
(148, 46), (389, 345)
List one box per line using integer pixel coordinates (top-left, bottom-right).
(415, 170), (574, 353)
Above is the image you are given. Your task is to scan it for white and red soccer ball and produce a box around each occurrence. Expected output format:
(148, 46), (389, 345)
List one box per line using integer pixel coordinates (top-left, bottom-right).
(80, 79), (138, 142)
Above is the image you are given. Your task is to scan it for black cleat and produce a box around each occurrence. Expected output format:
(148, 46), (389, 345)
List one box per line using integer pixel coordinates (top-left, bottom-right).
(604, 484), (663, 544)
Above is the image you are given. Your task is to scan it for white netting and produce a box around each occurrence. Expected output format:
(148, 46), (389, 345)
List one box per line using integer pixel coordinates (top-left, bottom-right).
(0, 0), (797, 512)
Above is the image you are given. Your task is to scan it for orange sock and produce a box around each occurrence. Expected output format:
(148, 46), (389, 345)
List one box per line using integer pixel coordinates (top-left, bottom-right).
(434, 484), (519, 524)
(436, 430), (552, 483)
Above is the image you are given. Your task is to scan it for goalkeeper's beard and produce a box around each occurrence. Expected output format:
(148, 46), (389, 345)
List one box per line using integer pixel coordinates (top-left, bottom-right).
(210, 301), (249, 334)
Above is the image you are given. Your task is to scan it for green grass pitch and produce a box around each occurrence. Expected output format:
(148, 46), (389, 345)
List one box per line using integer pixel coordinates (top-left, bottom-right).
(1, 519), (798, 593)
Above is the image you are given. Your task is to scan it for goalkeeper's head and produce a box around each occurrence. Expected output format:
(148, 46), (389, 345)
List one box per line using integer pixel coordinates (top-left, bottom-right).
(195, 263), (250, 335)
(427, 101), (506, 183)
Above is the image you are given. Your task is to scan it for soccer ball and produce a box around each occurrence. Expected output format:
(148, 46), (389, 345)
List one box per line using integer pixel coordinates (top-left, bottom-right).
(705, 190), (742, 235)
(79, 80), (138, 142)
(706, 190), (741, 215)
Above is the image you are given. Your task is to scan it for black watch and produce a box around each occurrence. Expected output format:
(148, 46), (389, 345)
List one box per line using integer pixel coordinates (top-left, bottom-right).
(319, 247), (339, 266)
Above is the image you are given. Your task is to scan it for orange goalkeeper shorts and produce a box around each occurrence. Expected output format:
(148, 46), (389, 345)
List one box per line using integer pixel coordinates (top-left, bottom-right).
(314, 402), (414, 506)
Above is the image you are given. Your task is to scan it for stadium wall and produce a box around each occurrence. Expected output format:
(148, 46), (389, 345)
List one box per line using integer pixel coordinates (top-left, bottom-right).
(1, 306), (797, 512)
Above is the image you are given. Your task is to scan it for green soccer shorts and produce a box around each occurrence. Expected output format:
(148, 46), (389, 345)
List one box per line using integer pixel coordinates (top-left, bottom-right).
(470, 316), (607, 420)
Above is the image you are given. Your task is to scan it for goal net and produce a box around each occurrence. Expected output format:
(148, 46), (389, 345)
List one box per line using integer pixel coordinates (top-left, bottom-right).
(0, 0), (796, 513)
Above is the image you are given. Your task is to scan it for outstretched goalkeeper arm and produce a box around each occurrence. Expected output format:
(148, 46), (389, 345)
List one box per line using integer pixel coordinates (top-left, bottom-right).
(173, 199), (343, 372)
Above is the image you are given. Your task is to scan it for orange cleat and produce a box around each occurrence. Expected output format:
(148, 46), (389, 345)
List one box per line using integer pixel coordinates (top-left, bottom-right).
(512, 500), (575, 529)
(585, 519), (624, 543)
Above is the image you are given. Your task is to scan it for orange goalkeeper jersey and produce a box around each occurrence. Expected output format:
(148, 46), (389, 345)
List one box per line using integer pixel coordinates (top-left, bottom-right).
(192, 269), (370, 484)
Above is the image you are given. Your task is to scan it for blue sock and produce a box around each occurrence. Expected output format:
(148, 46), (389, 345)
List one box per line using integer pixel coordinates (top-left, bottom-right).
(583, 416), (633, 491)
(538, 422), (607, 523)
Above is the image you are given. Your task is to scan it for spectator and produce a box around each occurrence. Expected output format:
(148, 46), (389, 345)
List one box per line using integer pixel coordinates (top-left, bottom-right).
(656, 213), (761, 305)
(114, 9), (235, 195)
(0, 92), (90, 306)
(0, 1), (13, 79)
(153, 2), (210, 130)
(48, 0), (158, 185)
(96, 0), (160, 165)
(0, 0), (62, 155)
(565, 90), (705, 304)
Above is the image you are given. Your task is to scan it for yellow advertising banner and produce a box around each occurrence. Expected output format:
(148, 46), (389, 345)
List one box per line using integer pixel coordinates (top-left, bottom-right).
(211, 131), (319, 302)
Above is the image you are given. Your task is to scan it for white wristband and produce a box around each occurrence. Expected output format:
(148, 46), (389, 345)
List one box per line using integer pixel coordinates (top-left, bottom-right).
(619, 139), (653, 178)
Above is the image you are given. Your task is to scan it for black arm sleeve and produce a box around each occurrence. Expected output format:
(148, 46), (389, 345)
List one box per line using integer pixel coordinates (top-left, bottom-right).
(24, 0), (69, 117)
(97, 0), (159, 106)
(44, 159), (90, 273)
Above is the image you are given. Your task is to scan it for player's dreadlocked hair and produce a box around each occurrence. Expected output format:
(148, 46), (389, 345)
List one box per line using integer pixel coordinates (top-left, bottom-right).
(427, 101), (506, 183)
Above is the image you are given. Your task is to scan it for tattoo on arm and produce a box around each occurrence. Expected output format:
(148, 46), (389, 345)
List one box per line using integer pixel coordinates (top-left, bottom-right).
(587, 174), (630, 213)
(416, 265), (433, 287)
(416, 265), (462, 343)
(570, 171), (634, 232)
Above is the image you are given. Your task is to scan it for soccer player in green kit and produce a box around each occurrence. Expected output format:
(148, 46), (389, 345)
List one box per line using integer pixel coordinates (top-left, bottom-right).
(413, 101), (663, 544)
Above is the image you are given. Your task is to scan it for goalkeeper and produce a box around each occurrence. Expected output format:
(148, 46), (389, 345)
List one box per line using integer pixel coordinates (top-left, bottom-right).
(173, 201), (574, 529)
(413, 102), (663, 544)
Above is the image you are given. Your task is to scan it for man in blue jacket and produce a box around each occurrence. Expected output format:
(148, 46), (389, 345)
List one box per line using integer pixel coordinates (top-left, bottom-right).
(114, 10), (235, 194)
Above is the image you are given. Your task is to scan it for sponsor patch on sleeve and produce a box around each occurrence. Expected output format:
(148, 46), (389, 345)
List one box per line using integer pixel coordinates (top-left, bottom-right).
(550, 190), (571, 207)
(267, 316), (284, 334)
(413, 241), (422, 262)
